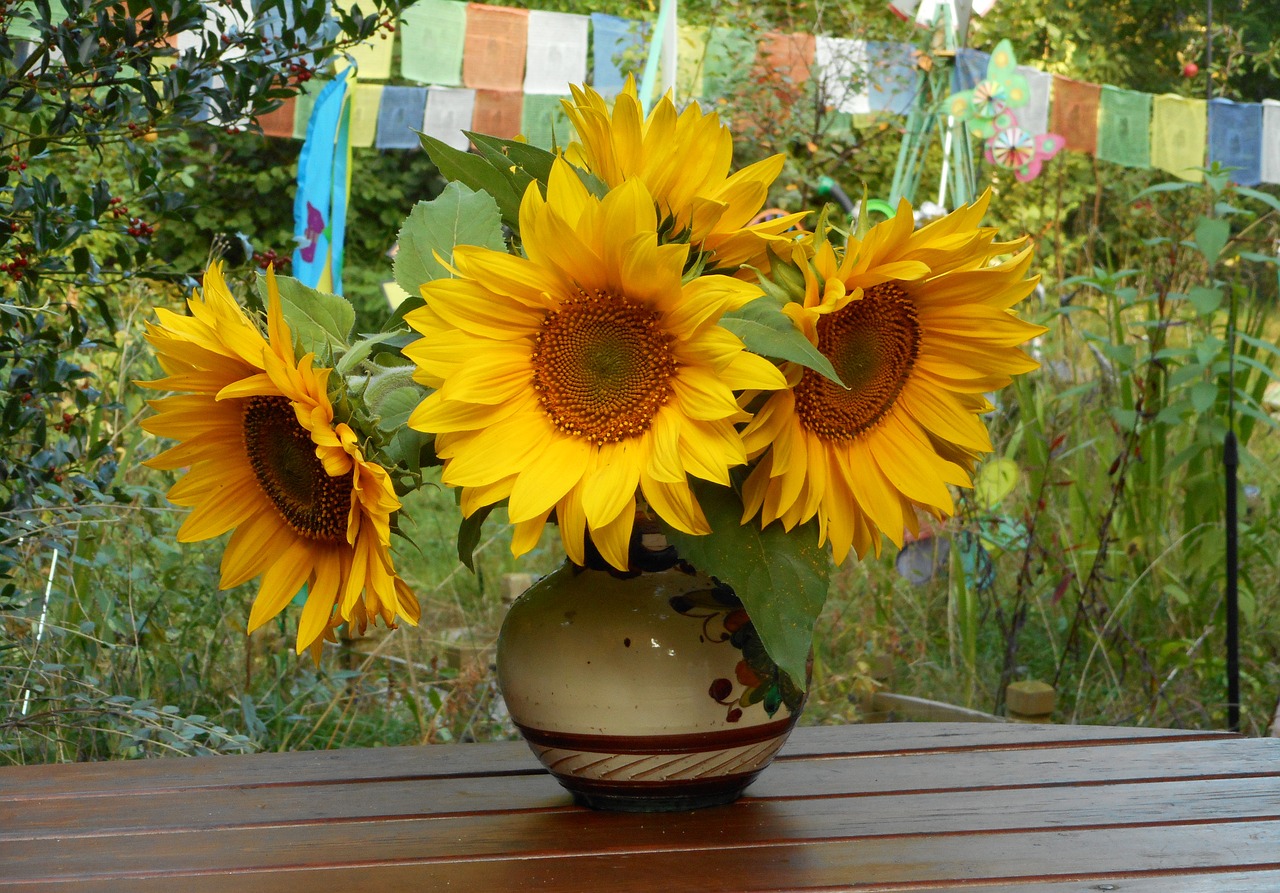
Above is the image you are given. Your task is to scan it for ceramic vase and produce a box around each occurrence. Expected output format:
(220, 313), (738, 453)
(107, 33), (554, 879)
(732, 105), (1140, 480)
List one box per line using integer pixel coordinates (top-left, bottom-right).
(496, 521), (807, 812)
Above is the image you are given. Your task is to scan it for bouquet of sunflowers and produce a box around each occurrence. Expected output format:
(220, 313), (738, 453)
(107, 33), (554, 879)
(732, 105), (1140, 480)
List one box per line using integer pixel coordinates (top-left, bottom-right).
(140, 79), (1042, 689)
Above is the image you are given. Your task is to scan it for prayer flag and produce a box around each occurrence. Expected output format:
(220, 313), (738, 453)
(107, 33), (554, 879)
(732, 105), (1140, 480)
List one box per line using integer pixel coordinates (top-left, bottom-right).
(1017, 66), (1052, 137)
(703, 27), (756, 102)
(463, 4), (528, 92)
(400, 0), (467, 86)
(814, 36), (869, 115)
(1049, 76), (1100, 154)
(753, 31), (814, 91)
(375, 86), (428, 150)
(953, 48), (989, 94)
(292, 78), (322, 140)
(293, 70), (352, 293)
(471, 88), (523, 139)
(520, 93), (573, 149)
(1262, 100), (1280, 186)
(422, 86), (477, 151)
(340, 30), (395, 81)
(1208, 98), (1264, 186)
(348, 83), (383, 148)
(676, 24), (708, 101)
(1096, 86), (1149, 168)
(866, 41), (917, 116)
(258, 96), (296, 139)
(590, 13), (647, 97)
(523, 10), (589, 95)
(1149, 94), (1206, 183)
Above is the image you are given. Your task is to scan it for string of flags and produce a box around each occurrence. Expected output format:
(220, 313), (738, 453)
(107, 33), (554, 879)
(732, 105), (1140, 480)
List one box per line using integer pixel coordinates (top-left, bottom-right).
(264, 0), (1280, 188)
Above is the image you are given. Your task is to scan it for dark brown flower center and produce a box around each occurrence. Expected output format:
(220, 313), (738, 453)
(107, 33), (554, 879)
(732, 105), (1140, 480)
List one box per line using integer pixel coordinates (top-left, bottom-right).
(794, 281), (921, 441)
(243, 395), (351, 542)
(531, 291), (678, 446)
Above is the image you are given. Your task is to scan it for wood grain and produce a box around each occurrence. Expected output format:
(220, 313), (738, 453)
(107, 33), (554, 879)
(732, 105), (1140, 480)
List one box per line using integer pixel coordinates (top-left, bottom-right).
(1, 722), (1273, 892)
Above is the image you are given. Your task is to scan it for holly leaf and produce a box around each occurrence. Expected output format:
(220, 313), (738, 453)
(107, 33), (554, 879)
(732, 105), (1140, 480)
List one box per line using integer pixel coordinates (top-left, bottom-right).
(394, 181), (505, 297)
(720, 298), (844, 385)
(662, 484), (830, 690)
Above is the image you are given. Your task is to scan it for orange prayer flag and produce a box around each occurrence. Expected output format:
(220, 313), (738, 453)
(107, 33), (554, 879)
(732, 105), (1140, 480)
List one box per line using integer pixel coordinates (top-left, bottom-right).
(754, 31), (814, 89)
(258, 96), (297, 139)
(1050, 75), (1101, 155)
(463, 4), (528, 92)
(471, 89), (523, 140)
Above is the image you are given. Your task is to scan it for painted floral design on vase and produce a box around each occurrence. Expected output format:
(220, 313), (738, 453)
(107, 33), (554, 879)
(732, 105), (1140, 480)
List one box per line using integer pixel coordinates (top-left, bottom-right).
(496, 520), (807, 812)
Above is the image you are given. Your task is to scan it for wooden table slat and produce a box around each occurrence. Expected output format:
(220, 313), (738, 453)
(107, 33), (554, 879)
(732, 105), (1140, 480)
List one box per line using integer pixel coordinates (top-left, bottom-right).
(3, 822), (1276, 892)
(1, 723), (1273, 892)
(0, 722), (1229, 799)
(5, 776), (1278, 881)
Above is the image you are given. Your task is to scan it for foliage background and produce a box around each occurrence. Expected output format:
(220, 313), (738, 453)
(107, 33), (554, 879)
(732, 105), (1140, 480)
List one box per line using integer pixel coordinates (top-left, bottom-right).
(3, 0), (1279, 761)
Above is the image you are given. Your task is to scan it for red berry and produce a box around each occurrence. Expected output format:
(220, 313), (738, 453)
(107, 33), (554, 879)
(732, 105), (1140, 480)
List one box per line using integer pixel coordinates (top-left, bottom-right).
(1183, 62), (1199, 77)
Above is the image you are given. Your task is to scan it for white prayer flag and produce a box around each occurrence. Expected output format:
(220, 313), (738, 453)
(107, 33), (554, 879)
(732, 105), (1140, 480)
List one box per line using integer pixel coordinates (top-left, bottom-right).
(523, 10), (589, 96)
(422, 86), (476, 151)
(1017, 65), (1052, 136)
(1262, 99), (1280, 185)
(814, 36), (869, 115)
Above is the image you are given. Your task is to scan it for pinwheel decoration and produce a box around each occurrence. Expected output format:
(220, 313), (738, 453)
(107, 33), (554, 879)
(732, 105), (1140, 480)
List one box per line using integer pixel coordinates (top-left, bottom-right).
(950, 38), (1063, 182)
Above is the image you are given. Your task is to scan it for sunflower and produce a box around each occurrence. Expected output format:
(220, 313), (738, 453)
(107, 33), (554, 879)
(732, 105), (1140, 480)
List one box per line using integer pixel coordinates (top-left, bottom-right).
(139, 264), (419, 658)
(561, 79), (806, 274)
(739, 192), (1045, 563)
(404, 159), (787, 571)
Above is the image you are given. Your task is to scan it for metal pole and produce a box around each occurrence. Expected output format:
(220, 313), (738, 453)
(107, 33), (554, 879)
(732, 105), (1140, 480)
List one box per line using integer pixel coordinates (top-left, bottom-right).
(1207, 0), (1239, 734)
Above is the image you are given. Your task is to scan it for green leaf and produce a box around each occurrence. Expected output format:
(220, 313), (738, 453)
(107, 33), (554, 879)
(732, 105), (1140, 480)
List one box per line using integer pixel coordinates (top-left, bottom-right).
(1134, 180), (1199, 200)
(1187, 285), (1223, 314)
(257, 274), (354, 356)
(393, 182), (505, 296)
(1234, 186), (1280, 215)
(720, 299), (843, 385)
(662, 484), (830, 690)
(419, 133), (523, 227)
(469, 133), (557, 197)
(335, 331), (403, 377)
(457, 504), (496, 571)
(373, 384), (426, 433)
(1194, 216), (1230, 266)
(1189, 380), (1218, 414)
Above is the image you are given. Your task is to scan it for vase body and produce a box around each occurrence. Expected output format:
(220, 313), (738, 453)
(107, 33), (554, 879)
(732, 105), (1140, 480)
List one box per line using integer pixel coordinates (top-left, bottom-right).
(496, 537), (806, 812)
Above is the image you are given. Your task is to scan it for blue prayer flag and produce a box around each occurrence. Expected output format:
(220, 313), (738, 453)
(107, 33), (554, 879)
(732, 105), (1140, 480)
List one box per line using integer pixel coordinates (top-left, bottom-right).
(590, 13), (647, 97)
(1208, 98), (1264, 186)
(953, 48), (989, 94)
(867, 41), (918, 116)
(375, 86), (428, 150)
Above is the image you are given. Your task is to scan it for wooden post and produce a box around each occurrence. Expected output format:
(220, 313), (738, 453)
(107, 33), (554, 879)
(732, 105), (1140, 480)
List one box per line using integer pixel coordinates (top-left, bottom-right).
(1006, 680), (1056, 723)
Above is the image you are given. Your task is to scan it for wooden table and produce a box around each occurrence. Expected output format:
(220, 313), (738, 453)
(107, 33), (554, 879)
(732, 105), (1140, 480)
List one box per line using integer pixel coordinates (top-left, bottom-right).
(3, 722), (1278, 891)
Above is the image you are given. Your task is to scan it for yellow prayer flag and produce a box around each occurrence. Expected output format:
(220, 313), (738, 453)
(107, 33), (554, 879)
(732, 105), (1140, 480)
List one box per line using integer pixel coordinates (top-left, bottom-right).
(676, 24), (707, 101)
(348, 84), (384, 148)
(1150, 94), (1206, 183)
(338, 29), (396, 80)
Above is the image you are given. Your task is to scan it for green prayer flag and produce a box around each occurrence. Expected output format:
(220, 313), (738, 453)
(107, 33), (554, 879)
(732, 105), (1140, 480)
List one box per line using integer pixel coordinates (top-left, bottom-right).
(1097, 86), (1151, 170)
(292, 78), (323, 140)
(520, 94), (572, 150)
(400, 0), (467, 86)
(703, 27), (756, 101)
